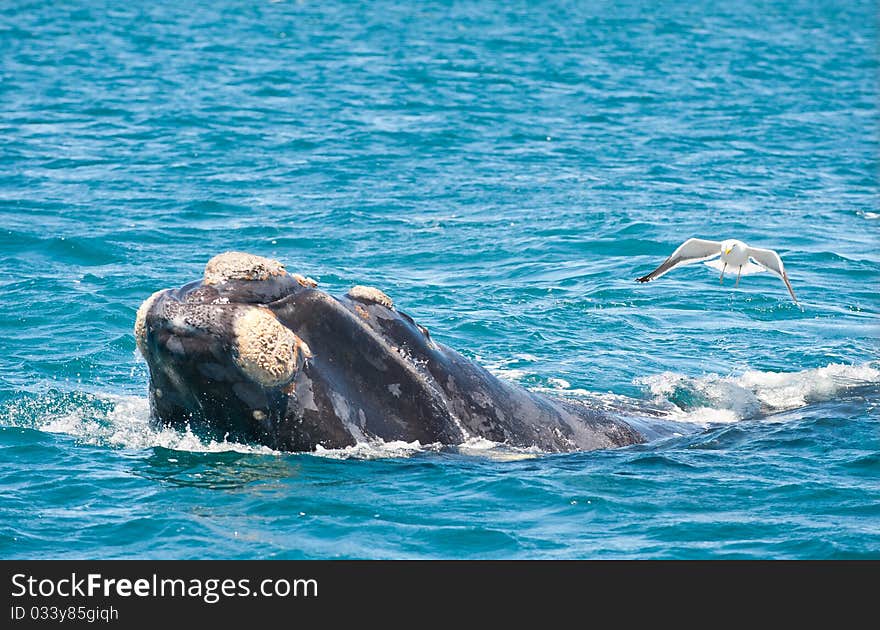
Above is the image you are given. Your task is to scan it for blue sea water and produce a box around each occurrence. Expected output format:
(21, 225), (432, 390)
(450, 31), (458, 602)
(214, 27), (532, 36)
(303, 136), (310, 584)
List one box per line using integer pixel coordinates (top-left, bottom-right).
(1, 0), (878, 559)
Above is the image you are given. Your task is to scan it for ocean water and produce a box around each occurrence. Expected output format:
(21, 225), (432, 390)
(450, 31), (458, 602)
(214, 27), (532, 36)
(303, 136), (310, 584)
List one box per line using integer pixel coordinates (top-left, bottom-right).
(1, 0), (878, 559)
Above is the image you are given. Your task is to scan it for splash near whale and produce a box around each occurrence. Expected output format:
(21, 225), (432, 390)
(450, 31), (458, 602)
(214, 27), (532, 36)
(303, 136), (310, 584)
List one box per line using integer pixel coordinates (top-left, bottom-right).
(135, 252), (644, 453)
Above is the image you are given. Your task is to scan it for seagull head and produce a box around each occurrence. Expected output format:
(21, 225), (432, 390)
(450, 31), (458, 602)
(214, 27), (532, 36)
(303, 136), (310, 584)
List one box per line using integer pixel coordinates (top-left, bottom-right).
(720, 239), (747, 256)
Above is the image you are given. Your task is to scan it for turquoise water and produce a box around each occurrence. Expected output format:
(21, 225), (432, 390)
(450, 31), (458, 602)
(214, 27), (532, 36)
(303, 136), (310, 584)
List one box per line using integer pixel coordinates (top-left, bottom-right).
(1, 0), (878, 558)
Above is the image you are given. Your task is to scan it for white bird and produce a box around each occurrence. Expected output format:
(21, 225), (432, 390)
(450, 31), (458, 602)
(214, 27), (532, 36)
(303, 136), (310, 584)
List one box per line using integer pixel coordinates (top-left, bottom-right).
(636, 238), (798, 304)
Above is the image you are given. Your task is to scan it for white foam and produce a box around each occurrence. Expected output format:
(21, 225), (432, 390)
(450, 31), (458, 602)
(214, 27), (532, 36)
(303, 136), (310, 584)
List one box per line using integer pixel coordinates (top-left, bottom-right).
(547, 377), (571, 389)
(4, 391), (507, 459)
(453, 437), (542, 460)
(635, 362), (880, 426)
(312, 439), (433, 460)
(311, 436), (541, 461)
(11, 392), (279, 455)
(485, 365), (530, 381)
(6, 362), (875, 458)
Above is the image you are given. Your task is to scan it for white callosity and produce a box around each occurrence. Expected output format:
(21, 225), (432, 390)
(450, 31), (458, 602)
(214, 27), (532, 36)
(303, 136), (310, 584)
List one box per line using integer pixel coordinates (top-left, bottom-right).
(203, 251), (287, 285)
(347, 285), (394, 308)
(292, 273), (318, 288)
(134, 290), (166, 356)
(153, 299), (233, 341)
(232, 307), (311, 387)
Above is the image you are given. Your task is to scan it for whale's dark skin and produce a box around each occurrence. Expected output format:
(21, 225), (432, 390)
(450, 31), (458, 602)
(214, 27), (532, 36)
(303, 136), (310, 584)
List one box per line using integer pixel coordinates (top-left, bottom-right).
(136, 253), (645, 453)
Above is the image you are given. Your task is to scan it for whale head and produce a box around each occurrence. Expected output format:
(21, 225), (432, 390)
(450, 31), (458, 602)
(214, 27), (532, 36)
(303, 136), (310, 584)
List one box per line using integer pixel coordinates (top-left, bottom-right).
(135, 252), (460, 451)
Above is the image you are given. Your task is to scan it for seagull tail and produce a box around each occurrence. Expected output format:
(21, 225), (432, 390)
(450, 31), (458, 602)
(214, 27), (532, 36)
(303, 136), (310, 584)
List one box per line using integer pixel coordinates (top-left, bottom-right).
(704, 260), (765, 276)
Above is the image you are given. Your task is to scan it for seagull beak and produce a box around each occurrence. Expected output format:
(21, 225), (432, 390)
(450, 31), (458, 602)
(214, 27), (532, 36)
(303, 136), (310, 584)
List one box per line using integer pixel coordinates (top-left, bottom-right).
(724, 247), (732, 255)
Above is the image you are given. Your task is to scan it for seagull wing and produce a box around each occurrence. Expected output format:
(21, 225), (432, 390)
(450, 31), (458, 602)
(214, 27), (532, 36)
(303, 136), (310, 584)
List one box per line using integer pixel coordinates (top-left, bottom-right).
(636, 238), (722, 283)
(746, 246), (798, 304)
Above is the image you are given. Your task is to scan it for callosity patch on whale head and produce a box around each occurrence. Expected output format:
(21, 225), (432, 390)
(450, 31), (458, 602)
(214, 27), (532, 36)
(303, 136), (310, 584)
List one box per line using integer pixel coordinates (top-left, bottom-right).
(232, 306), (311, 387)
(347, 285), (394, 308)
(292, 273), (318, 288)
(203, 251), (287, 285)
(134, 289), (167, 356)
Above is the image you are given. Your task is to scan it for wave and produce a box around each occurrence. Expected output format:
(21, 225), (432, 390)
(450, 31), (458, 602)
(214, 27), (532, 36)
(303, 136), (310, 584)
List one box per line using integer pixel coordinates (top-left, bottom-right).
(313, 436), (540, 461)
(0, 390), (537, 460)
(1, 391), (278, 456)
(2, 362), (876, 457)
(634, 362), (880, 426)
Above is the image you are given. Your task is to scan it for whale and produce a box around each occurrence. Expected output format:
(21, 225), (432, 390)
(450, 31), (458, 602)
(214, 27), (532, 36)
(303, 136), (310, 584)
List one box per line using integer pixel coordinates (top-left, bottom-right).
(135, 252), (645, 453)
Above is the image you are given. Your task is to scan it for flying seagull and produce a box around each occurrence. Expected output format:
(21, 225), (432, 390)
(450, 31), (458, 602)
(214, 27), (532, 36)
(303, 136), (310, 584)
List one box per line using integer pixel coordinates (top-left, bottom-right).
(635, 238), (798, 304)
